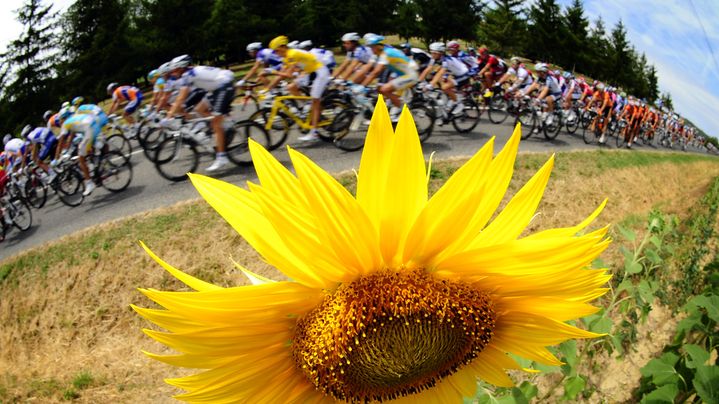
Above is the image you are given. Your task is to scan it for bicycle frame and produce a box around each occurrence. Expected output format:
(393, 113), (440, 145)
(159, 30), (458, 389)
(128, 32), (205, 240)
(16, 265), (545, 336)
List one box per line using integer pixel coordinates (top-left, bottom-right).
(265, 95), (332, 132)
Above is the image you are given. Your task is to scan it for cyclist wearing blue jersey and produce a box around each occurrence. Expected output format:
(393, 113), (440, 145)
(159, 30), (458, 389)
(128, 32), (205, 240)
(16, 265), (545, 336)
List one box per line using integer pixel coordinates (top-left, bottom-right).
(147, 69), (166, 110)
(420, 42), (470, 116)
(22, 125), (58, 182)
(353, 34), (418, 119)
(333, 32), (373, 80)
(239, 42), (284, 86)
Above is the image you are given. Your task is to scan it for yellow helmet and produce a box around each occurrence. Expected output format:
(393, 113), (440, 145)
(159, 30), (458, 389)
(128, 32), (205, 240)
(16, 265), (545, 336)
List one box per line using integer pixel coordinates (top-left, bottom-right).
(269, 35), (289, 50)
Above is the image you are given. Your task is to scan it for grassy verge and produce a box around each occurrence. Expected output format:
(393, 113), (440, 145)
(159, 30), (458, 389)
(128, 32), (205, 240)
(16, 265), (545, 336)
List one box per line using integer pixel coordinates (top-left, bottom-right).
(0, 150), (718, 402)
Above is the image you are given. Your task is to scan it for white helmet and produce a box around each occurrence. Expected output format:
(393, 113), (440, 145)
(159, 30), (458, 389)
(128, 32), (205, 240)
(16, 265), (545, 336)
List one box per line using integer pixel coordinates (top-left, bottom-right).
(246, 42), (262, 52)
(168, 54), (192, 70)
(158, 62), (171, 76)
(341, 32), (361, 42)
(21, 125), (32, 139)
(429, 42), (446, 53)
(534, 62), (549, 72)
(299, 40), (313, 50)
(3, 134), (11, 145)
(287, 40), (300, 49)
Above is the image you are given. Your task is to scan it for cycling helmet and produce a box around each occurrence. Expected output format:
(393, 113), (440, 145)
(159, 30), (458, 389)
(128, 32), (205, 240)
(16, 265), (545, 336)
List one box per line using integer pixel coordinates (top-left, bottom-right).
(596, 82), (605, 91)
(562, 71), (573, 79)
(21, 125), (32, 139)
(400, 42), (411, 50)
(534, 62), (548, 72)
(42, 110), (54, 121)
(620, 92), (627, 98)
(510, 56), (521, 64)
(363, 33), (385, 46)
(147, 69), (159, 82)
(158, 62), (171, 76)
(553, 69), (561, 76)
(58, 106), (73, 120)
(72, 96), (84, 106)
(3, 134), (11, 145)
(287, 40), (299, 49)
(341, 32), (361, 42)
(299, 40), (313, 50)
(269, 35), (289, 50)
(478, 46), (489, 56)
(447, 40), (461, 51)
(246, 42), (262, 52)
(106, 82), (118, 95)
(61, 101), (70, 109)
(168, 54), (192, 70)
(429, 42), (446, 53)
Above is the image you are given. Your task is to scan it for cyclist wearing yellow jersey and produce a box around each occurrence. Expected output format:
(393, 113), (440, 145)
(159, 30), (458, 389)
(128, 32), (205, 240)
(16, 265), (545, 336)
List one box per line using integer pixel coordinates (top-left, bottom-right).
(266, 35), (331, 142)
(352, 34), (418, 120)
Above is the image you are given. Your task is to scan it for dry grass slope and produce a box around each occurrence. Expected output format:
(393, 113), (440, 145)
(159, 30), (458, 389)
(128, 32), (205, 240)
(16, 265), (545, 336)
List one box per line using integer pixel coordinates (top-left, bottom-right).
(0, 150), (717, 402)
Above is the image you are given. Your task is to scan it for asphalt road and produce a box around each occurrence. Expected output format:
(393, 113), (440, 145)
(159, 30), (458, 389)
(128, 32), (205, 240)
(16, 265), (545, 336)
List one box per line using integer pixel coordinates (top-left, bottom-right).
(0, 116), (709, 260)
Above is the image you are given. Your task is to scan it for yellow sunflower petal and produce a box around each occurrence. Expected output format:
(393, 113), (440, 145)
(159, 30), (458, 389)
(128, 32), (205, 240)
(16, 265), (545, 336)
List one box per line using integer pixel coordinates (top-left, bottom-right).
(403, 138), (495, 265)
(436, 124), (522, 262)
(495, 296), (601, 321)
(248, 138), (307, 208)
(468, 155), (555, 249)
(231, 258), (276, 285)
(466, 345), (520, 387)
(356, 95), (393, 231)
(526, 198), (608, 240)
(139, 241), (221, 291)
(188, 173), (329, 288)
(288, 147), (381, 276)
(379, 106), (428, 267)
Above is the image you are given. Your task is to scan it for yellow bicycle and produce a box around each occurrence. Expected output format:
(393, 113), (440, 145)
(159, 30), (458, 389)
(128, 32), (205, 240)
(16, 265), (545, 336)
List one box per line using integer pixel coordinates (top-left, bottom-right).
(249, 94), (359, 151)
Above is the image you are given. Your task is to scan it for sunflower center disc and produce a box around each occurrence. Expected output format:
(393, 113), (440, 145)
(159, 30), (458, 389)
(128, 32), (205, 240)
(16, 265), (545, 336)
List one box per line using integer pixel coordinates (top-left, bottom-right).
(292, 269), (496, 403)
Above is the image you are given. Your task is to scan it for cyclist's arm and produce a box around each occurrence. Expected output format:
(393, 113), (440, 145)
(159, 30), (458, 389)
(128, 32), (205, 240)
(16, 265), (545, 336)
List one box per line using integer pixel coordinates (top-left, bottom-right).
(361, 63), (384, 87)
(351, 62), (373, 84)
(333, 58), (351, 79)
(242, 60), (262, 82)
(418, 63), (435, 82)
(168, 86), (190, 117)
(521, 82), (538, 96)
(536, 85), (549, 100)
(31, 144), (38, 163)
(108, 98), (120, 115)
(340, 60), (362, 80)
(429, 67), (446, 87)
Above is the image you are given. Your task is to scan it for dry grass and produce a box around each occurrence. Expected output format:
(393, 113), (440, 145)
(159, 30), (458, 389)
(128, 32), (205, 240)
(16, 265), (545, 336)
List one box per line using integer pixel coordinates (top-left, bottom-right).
(0, 150), (718, 402)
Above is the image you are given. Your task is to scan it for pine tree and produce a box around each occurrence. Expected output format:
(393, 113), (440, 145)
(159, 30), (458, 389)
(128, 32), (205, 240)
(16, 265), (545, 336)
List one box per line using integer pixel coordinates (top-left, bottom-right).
(415, 0), (482, 42)
(562, 0), (589, 72)
(609, 20), (632, 87)
(479, 0), (527, 56)
(396, 0), (421, 41)
(527, 0), (564, 63)
(646, 64), (659, 102)
(586, 16), (609, 80)
(0, 0), (58, 130)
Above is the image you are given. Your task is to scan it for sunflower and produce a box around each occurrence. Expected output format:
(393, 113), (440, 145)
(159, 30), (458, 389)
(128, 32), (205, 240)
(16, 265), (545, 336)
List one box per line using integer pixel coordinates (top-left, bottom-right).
(134, 96), (611, 403)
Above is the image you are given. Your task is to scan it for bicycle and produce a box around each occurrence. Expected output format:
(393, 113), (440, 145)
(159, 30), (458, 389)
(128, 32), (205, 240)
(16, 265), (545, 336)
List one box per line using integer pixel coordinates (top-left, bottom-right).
(105, 114), (134, 159)
(515, 97), (562, 140)
(153, 115), (270, 182)
(86, 145), (133, 192)
(0, 193), (32, 241)
(415, 84), (480, 134)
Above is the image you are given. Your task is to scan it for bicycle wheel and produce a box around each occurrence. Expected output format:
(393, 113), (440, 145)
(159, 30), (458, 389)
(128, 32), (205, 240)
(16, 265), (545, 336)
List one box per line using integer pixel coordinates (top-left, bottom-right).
(543, 111), (562, 140)
(8, 198), (32, 231)
(249, 108), (290, 151)
(55, 168), (85, 207)
(565, 110), (580, 134)
(488, 95), (509, 124)
(99, 151), (133, 192)
(226, 120), (271, 166)
(154, 136), (199, 182)
(451, 98), (480, 133)
(517, 109), (536, 139)
(317, 99), (351, 140)
(409, 104), (435, 143)
(138, 123), (167, 161)
(582, 125), (596, 144)
(106, 132), (132, 159)
(331, 109), (366, 152)
(24, 173), (47, 209)
(616, 127), (628, 148)
(232, 93), (259, 114)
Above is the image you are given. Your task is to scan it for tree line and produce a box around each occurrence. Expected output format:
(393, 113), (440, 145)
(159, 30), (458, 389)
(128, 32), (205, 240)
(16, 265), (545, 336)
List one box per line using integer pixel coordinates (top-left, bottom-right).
(0, 0), (675, 134)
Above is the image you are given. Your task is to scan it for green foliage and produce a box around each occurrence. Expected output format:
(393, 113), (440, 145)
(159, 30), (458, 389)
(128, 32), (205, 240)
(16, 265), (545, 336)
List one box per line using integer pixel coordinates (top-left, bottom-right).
(71, 371), (93, 390)
(479, 0), (527, 57)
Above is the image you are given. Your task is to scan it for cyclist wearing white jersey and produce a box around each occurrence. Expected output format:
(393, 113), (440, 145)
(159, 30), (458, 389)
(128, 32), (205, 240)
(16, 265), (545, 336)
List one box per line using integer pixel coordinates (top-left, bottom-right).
(333, 32), (373, 80)
(163, 55), (236, 172)
(239, 42), (284, 86)
(521, 63), (562, 125)
(496, 56), (533, 95)
(420, 42), (470, 116)
(22, 125), (57, 182)
(447, 41), (479, 75)
(299, 40), (337, 71)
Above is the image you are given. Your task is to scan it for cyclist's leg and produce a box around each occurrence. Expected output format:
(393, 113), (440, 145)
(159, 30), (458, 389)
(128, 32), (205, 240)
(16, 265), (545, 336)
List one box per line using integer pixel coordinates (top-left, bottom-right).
(209, 83), (235, 153)
(309, 68), (330, 131)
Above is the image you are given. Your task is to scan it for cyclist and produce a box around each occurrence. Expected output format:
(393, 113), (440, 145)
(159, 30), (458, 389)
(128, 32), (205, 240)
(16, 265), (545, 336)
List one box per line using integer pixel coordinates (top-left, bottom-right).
(585, 82), (612, 143)
(333, 32), (373, 80)
(419, 42), (470, 116)
(107, 83), (143, 128)
(447, 41), (479, 76)
(239, 42), (284, 86)
(59, 108), (106, 195)
(352, 34), (418, 121)
(300, 40), (337, 72)
(161, 54), (236, 171)
(496, 56), (533, 95)
(76, 103), (110, 128)
(71, 96), (84, 110)
(266, 35), (331, 142)
(22, 125), (58, 183)
(3, 134), (29, 172)
(400, 43), (432, 72)
(521, 63), (562, 126)
(147, 69), (166, 111)
(476, 47), (508, 96)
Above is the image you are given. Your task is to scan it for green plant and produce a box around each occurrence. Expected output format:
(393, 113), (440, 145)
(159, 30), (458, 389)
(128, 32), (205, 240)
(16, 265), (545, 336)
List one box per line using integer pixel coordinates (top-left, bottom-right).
(71, 371), (93, 390)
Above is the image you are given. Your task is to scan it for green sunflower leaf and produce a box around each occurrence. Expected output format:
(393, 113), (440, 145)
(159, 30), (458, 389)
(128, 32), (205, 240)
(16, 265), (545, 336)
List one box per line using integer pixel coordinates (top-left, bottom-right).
(562, 375), (586, 400)
(683, 344), (710, 369)
(639, 383), (679, 403)
(693, 365), (719, 403)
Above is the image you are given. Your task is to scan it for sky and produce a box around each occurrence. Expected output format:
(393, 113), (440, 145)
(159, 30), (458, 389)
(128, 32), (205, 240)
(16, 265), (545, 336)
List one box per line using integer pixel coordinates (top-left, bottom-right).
(0, 0), (718, 136)
(556, 0), (719, 137)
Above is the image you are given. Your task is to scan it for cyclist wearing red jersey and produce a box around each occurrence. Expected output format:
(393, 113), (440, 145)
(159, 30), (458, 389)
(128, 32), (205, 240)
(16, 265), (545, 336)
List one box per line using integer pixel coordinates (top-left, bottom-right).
(476, 47), (508, 95)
